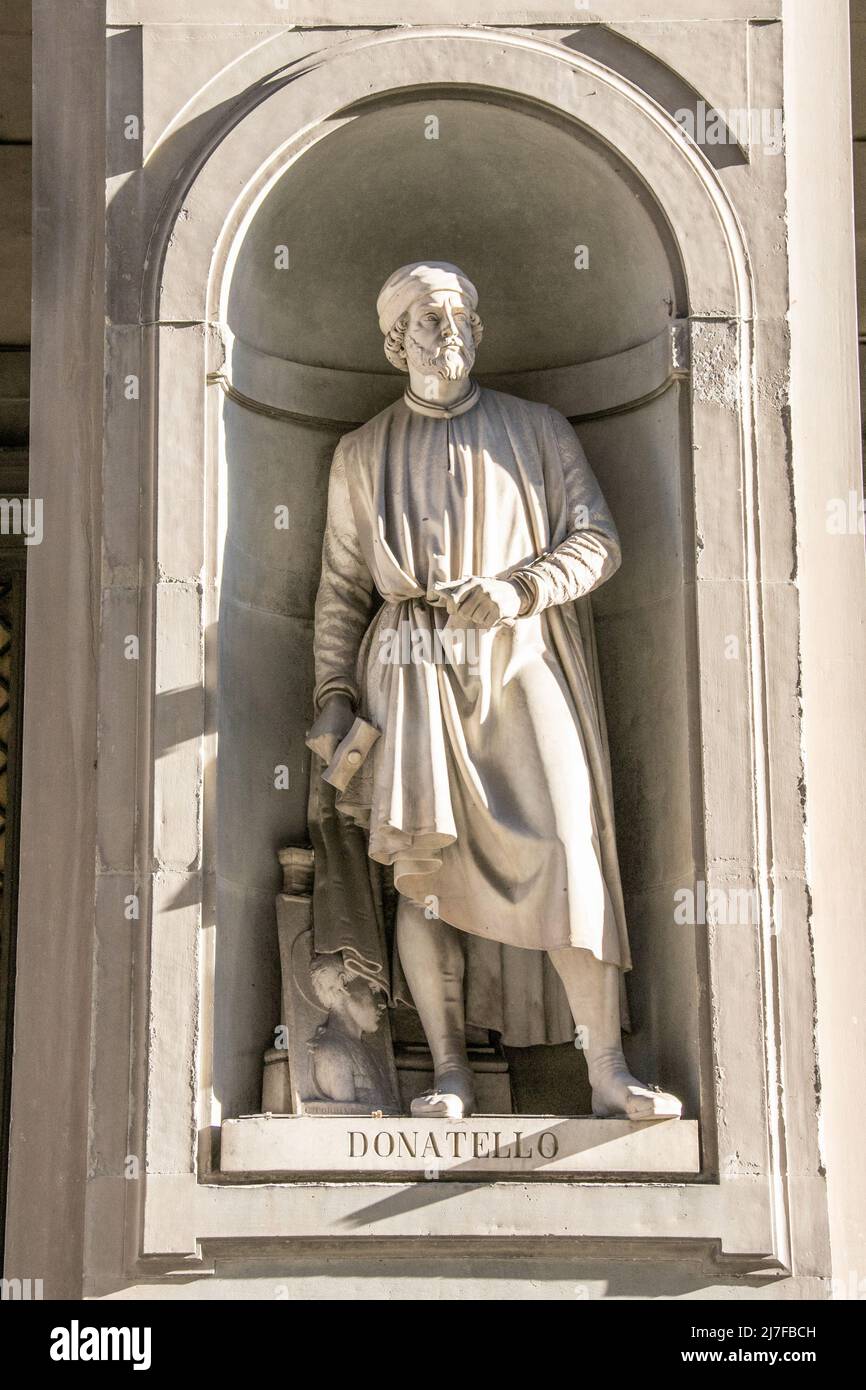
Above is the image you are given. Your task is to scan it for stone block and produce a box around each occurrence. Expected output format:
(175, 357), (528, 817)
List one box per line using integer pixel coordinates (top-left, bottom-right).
(220, 1112), (701, 1178)
(97, 585), (141, 873)
(103, 325), (143, 588)
(153, 581), (203, 872)
(106, 2), (779, 24)
(156, 325), (207, 583)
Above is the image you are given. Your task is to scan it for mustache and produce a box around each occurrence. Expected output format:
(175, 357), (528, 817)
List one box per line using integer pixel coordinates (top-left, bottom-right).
(405, 333), (475, 379)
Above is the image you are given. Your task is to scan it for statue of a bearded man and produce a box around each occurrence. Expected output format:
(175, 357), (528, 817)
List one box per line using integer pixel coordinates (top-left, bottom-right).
(306, 261), (681, 1123)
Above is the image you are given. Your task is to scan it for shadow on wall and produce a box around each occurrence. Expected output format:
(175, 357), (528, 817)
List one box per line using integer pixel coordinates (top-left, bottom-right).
(561, 27), (748, 170)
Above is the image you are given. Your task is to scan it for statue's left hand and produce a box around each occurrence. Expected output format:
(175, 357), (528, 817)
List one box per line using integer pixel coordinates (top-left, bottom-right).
(444, 577), (522, 628)
(306, 693), (356, 763)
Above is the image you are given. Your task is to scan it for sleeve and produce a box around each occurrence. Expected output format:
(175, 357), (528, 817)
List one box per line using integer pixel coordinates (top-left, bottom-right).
(312, 443), (376, 713)
(510, 409), (621, 615)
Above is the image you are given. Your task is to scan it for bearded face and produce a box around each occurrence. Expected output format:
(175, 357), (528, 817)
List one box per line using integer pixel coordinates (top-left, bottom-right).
(404, 330), (475, 381)
(402, 292), (477, 382)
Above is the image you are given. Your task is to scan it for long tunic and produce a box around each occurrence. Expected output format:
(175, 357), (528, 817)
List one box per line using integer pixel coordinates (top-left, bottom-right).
(313, 385), (631, 991)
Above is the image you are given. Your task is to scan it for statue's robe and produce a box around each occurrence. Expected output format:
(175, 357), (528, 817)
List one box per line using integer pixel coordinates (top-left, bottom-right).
(311, 384), (630, 1046)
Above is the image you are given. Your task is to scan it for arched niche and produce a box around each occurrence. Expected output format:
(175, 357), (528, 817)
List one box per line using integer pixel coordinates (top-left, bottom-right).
(138, 31), (783, 1264)
(224, 94), (683, 371)
(213, 91), (699, 1121)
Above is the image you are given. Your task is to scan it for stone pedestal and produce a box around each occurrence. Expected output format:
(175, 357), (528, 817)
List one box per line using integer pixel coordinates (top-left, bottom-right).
(221, 1113), (700, 1179)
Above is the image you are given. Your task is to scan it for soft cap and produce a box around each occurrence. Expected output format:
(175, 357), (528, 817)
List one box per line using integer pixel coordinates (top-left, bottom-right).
(376, 261), (478, 335)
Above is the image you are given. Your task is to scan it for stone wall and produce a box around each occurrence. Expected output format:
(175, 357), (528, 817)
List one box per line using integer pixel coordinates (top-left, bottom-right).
(3, 0), (864, 1301)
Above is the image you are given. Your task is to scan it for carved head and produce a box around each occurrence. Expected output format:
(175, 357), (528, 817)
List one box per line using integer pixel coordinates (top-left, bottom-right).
(309, 955), (385, 1035)
(377, 261), (483, 381)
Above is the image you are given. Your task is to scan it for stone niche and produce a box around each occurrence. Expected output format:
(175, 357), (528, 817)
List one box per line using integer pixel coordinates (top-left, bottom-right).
(127, 21), (796, 1268)
(212, 93), (703, 1128)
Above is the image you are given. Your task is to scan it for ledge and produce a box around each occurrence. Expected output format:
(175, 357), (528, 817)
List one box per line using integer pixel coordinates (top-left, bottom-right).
(212, 325), (688, 429)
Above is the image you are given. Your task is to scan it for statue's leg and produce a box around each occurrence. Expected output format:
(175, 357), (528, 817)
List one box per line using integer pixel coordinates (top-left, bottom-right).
(549, 947), (682, 1121)
(395, 898), (477, 1118)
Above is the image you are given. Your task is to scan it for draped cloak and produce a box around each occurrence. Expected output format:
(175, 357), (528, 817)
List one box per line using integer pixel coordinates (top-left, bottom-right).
(311, 385), (631, 1046)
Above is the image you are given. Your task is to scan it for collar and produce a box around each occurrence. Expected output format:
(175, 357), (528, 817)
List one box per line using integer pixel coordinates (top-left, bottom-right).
(403, 379), (481, 419)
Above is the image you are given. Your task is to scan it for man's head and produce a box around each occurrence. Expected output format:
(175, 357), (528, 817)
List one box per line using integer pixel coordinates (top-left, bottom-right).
(377, 261), (483, 381)
(309, 955), (385, 1035)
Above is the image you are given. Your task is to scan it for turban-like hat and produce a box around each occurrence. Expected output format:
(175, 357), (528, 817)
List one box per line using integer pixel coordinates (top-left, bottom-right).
(376, 261), (478, 335)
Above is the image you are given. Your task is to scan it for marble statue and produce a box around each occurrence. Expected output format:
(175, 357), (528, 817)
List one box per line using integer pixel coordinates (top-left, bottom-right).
(306, 261), (681, 1123)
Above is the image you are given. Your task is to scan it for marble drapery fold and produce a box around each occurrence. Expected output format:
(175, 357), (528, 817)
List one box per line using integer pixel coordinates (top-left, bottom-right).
(311, 386), (630, 1045)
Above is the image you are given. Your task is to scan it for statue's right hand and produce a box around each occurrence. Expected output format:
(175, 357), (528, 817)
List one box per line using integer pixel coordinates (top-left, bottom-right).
(305, 694), (356, 763)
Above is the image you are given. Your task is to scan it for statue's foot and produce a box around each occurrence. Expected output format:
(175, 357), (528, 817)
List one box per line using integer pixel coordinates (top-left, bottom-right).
(589, 1053), (682, 1122)
(410, 1067), (477, 1119)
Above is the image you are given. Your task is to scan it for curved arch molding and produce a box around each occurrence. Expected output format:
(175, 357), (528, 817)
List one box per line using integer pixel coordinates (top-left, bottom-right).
(209, 325), (691, 430)
(147, 29), (750, 325)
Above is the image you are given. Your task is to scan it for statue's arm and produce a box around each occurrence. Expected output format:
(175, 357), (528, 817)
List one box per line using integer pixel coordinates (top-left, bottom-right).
(511, 409), (622, 615)
(312, 443), (376, 714)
